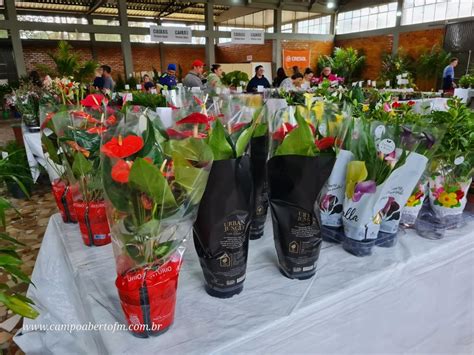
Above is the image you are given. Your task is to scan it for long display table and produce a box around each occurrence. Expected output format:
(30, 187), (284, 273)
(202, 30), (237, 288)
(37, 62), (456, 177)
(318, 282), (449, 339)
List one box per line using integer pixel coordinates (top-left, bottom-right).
(15, 213), (474, 354)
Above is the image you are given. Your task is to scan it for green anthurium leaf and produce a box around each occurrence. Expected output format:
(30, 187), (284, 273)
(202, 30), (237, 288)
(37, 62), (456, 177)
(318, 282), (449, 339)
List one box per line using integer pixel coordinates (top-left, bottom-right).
(235, 125), (256, 157)
(253, 123), (268, 137)
(275, 108), (317, 157)
(208, 119), (234, 160)
(101, 157), (131, 213)
(139, 116), (157, 158)
(128, 158), (177, 208)
(137, 219), (161, 236)
(172, 151), (209, 205)
(72, 151), (93, 178)
(41, 134), (61, 164)
(0, 292), (39, 319)
(71, 130), (101, 154)
(0, 254), (22, 266)
(164, 138), (213, 163)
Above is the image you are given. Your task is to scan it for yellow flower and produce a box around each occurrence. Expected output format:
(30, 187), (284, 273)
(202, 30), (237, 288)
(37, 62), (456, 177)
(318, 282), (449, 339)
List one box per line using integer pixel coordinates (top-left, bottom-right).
(362, 104), (369, 112)
(304, 93), (314, 112)
(437, 192), (459, 208)
(335, 114), (343, 123)
(406, 195), (419, 207)
(345, 161), (368, 199)
(312, 101), (324, 121)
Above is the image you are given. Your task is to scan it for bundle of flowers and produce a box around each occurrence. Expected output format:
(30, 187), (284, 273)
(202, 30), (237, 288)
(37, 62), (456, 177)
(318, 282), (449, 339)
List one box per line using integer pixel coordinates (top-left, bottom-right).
(193, 94), (263, 298)
(341, 119), (435, 256)
(101, 106), (213, 336)
(267, 102), (337, 279)
(13, 81), (42, 130)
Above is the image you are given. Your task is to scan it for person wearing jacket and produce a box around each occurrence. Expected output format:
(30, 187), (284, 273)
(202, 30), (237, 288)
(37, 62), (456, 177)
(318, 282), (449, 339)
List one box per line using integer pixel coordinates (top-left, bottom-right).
(246, 65), (271, 93)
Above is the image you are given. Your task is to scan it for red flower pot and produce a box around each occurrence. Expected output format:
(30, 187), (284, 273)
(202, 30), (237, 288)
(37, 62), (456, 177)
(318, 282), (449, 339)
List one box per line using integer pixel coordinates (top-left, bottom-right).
(51, 179), (77, 223)
(73, 200), (111, 247)
(115, 254), (182, 338)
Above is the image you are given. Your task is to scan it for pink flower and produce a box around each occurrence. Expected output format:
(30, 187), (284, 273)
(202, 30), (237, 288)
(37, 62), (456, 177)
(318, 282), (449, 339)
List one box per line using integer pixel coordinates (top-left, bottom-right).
(383, 103), (392, 112)
(352, 180), (376, 202)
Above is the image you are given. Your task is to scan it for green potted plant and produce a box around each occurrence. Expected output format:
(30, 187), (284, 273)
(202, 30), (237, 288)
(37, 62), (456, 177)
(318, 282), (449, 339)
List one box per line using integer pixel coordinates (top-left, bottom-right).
(416, 45), (451, 91)
(458, 74), (473, 89)
(379, 49), (415, 88)
(222, 70), (249, 89)
(0, 142), (33, 199)
(0, 196), (38, 319)
(318, 47), (366, 83)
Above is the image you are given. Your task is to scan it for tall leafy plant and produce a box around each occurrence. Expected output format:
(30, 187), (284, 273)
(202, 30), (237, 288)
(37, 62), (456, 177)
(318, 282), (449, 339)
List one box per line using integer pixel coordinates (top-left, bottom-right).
(379, 49), (415, 85)
(416, 45), (451, 83)
(222, 70), (250, 88)
(37, 41), (98, 83)
(318, 47), (366, 82)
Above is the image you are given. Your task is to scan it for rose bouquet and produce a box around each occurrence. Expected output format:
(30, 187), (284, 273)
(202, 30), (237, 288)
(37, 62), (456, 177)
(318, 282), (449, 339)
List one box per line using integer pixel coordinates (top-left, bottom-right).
(101, 106), (213, 336)
(267, 101), (337, 279)
(193, 94), (263, 298)
(341, 120), (431, 256)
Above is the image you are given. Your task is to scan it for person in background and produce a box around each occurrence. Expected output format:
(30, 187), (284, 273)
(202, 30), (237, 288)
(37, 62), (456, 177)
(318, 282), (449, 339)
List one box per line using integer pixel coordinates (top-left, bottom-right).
(273, 67), (287, 88)
(318, 66), (338, 82)
(442, 57), (458, 93)
(279, 73), (304, 91)
(101, 65), (114, 91)
(92, 67), (104, 90)
(142, 74), (155, 92)
(246, 65), (271, 93)
(292, 66), (300, 76)
(158, 64), (178, 89)
(183, 60), (205, 89)
(207, 64), (224, 91)
(301, 68), (314, 90)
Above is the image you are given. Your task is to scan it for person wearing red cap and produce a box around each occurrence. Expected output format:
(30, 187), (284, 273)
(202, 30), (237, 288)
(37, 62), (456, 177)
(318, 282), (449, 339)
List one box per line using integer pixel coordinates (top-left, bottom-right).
(183, 59), (205, 89)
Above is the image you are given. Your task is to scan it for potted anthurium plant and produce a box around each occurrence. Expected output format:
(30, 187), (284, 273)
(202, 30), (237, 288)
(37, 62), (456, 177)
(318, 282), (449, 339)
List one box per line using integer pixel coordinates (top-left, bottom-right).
(193, 94), (263, 298)
(62, 94), (117, 246)
(341, 119), (431, 256)
(419, 98), (474, 234)
(267, 99), (337, 280)
(101, 106), (213, 337)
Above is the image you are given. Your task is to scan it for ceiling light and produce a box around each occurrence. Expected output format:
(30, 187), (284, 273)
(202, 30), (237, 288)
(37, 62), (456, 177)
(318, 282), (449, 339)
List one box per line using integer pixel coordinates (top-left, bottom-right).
(327, 2), (335, 9)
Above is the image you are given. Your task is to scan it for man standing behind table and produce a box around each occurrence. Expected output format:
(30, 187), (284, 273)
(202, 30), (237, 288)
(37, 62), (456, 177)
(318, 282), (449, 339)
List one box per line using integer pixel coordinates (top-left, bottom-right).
(246, 65), (271, 93)
(101, 65), (114, 91)
(158, 64), (178, 90)
(183, 60), (205, 89)
(442, 57), (458, 94)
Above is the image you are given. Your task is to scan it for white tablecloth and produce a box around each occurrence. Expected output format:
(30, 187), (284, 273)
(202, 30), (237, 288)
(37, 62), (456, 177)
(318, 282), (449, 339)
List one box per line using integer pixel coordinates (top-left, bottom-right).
(15, 213), (474, 354)
(21, 125), (46, 182)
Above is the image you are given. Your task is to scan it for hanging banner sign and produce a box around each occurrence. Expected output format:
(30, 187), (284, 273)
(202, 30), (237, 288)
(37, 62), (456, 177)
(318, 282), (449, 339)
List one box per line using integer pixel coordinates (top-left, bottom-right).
(282, 49), (311, 70)
(231, 30), (264, 44)
(150, 26), (192, 43)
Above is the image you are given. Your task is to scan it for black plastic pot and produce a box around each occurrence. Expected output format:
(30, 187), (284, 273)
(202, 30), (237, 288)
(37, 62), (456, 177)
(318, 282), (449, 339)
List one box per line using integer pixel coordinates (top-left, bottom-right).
(249, 136), (269, 240)
(375, 231), (398, 248)
(342, 236), (376, 257)
(6, 181), (30, 199)
(321, 225), (344, 243)
(267, 155), (335, 280)
(193, 156), (253, 298)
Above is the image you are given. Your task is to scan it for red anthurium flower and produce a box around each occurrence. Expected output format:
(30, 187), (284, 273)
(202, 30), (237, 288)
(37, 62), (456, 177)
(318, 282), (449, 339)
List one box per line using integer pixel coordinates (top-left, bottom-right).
(81, 94), (104, 108)
(141, 194), (153, 210)
(71, 111), (100, 124)
(193, 96), (203, 106)
(230, 122), (248, 134)
(111, 159), (132, 183)
(176, 112), (209, 125)
(168, 103), (179, 110)
(67, 141), (90, 158)
(101, 135), (144, 159)
(392, 101), (402, 109)
(272, 123), (295, 141)
(315, 136), (336, 150)
(41, 112), (54, 130)
(456, 190), (464, 201)
(407, 100), (416, 106)
(106, 115), (117, 126)
(87, 126), (107, 134)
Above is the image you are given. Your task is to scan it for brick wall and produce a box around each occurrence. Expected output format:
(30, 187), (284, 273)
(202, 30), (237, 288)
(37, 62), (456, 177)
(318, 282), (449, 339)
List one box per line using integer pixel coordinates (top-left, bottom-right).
(132, 45), (161, 74)
(215, 40), (273, 63)
(281, 40), (333, 73)
(162, 45), (206, 77)
(399, 28), (445, 59)
(335, 34), (393, 80)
